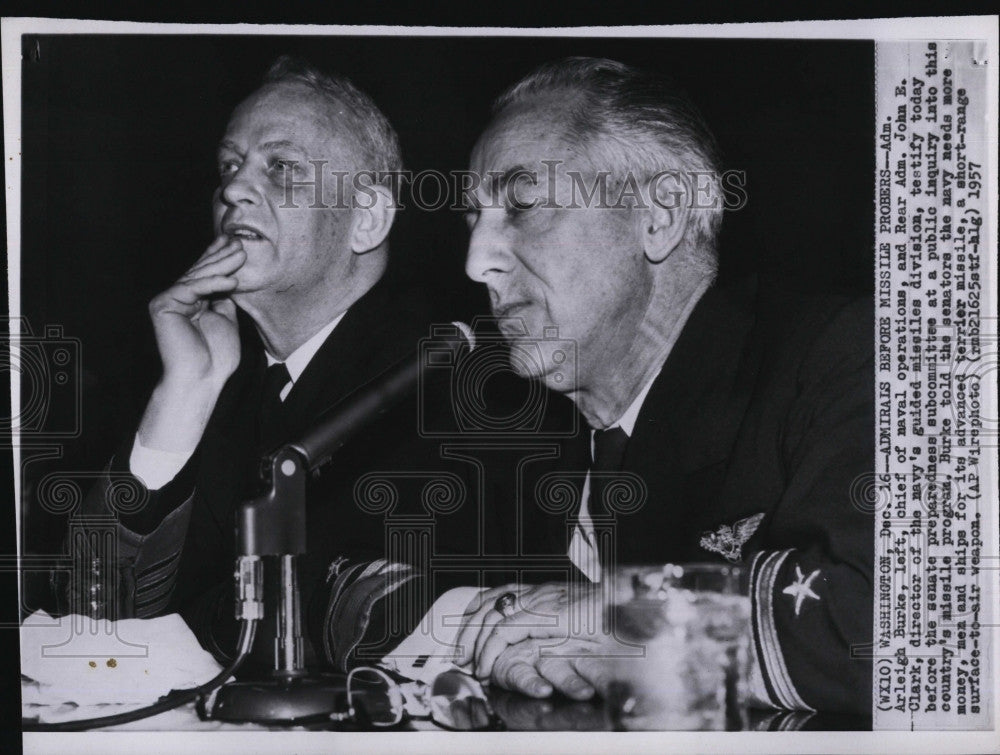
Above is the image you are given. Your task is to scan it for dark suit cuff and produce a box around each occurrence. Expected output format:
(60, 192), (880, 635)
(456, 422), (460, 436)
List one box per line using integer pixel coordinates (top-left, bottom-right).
(312, 558), (422, 671)
(748, 549), (816, 711)
(110, 435), (199, 535)
(747, 548), (872, 715)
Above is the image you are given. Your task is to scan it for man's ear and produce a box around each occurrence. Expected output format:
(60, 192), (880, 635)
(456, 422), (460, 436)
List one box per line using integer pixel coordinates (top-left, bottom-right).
(350, 183), (396, 254)
(639, 173), (691, 264)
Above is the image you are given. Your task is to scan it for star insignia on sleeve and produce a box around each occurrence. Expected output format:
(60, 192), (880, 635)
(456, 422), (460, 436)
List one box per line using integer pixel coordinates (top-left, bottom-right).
(782, 565), (822, 616)
(699, 512), (765, 563)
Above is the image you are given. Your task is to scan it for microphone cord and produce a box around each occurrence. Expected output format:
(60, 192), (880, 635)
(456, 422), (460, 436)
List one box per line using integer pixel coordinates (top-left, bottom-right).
(21, 618), (258, 732)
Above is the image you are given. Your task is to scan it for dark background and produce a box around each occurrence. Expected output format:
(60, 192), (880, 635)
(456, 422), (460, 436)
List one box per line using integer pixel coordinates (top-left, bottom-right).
(18, 34), (874, 608)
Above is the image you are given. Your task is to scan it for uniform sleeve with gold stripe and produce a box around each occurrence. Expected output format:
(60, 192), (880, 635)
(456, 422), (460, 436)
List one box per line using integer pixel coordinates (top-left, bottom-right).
(743, 298), (874, 715)
(67, 443), (198, 621)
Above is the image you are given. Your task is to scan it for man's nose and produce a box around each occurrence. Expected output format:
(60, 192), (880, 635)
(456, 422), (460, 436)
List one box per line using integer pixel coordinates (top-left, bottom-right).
(465, 211), (514, 284)
(219, 165), (261, 207)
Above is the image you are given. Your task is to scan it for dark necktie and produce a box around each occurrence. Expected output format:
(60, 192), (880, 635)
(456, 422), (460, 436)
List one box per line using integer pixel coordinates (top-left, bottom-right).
(589, 426), (629, 566)
(259, 362), (291, 452)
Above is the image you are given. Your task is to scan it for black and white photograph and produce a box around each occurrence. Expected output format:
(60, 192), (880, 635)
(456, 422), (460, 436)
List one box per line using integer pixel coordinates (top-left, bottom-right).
(3, 16), (997, 755)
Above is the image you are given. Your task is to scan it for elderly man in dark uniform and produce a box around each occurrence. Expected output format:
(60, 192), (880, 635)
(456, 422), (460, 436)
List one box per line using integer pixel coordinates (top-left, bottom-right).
(72, 57), (469, 672)
(453, 57), (874, 716)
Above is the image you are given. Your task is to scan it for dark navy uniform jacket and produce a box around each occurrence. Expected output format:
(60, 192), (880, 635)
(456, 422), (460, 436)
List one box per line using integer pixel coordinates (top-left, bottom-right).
(517, 275), (875, 715)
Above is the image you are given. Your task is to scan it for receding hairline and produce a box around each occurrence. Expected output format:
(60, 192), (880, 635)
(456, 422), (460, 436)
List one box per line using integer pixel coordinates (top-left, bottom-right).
(477, 88), (657, 180)
(226, 80), (370, 163)
(474, 89), (594, 160)
(234, 80), (353, 130)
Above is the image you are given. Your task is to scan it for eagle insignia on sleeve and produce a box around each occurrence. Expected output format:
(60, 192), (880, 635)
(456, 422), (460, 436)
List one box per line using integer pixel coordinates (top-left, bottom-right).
(699, 512), (766, 563)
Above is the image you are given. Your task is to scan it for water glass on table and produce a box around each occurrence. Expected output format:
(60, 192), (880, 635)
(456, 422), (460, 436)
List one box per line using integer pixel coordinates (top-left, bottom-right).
(603, 563), (751, 731)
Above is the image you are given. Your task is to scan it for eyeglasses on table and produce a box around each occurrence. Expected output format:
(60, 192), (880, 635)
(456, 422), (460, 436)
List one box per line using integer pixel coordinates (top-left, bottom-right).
(332, 665), (505, 731)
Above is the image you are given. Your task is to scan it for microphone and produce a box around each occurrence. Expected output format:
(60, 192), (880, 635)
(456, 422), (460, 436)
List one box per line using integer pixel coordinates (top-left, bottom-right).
(237, 321), (475, 559)
(217, 322), (475, 724)
(287, 321), (474, 473)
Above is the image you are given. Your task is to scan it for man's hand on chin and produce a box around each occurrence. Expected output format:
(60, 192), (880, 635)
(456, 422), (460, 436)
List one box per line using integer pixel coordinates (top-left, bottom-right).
(138, 234), (245, 454)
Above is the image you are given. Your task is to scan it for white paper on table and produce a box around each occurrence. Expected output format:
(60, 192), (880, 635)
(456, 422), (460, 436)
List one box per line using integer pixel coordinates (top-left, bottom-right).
(20, 610), (225, 710)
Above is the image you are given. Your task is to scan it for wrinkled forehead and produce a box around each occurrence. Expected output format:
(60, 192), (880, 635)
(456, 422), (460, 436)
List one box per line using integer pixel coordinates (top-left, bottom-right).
(471, 94), (584, 173)
(224, 81), (358, 160)
(470, 97), (611, 204)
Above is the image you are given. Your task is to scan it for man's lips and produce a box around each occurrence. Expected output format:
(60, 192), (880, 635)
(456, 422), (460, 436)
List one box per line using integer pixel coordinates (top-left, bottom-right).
(223, 222), (267, 242)
(493, 300), (532, 318)
(493, 301), (534, 338)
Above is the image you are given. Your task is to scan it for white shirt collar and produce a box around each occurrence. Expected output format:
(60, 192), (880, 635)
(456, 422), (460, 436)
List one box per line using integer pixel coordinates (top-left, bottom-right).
(597, 277), (713, 438)
(265, 311), (346, 384)
(615, 370), (659, 436)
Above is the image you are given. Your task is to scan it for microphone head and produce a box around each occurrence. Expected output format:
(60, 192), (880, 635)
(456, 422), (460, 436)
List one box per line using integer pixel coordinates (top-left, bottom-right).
(451, 321), (476, 351)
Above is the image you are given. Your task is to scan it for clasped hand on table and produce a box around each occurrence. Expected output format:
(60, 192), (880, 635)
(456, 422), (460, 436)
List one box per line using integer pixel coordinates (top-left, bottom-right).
(454, 583), (614, 701)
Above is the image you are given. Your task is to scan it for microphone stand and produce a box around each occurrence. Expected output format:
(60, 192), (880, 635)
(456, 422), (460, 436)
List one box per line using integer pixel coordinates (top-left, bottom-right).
(207, 444), (346, 724)
(207, 323), (472, 725)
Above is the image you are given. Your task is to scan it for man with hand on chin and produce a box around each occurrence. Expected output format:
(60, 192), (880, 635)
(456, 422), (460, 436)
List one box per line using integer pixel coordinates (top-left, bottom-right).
(73, 56), (455, 672)
(453, 57), (874, 716)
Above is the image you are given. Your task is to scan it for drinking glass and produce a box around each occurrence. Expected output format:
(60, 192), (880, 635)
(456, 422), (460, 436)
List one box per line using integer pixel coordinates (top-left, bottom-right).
(603, 563), (751, 731)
